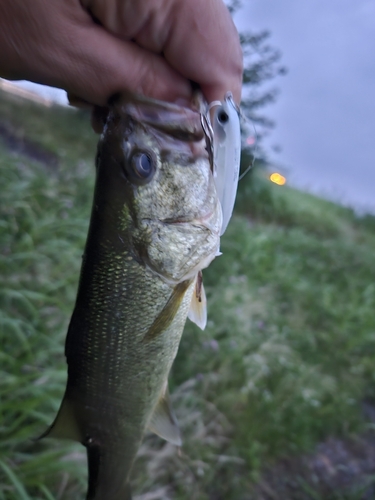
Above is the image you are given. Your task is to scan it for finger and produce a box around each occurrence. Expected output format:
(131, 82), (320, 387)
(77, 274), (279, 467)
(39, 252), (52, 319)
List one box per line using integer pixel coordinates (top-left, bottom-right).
(79, 0), (243, 105)
(67, 93), (92, 109)
(44, 22), (192, 106)
(91, 106), (109, 133)
(56, 22), (192, 106)
(0, 0), (192, 107)
(163, 0), (243, 105)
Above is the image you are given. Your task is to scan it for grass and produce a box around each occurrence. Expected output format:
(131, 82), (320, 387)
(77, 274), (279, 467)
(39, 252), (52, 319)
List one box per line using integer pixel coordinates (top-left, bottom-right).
(0, 92), (96, 499)
(1, 89), (375, 499)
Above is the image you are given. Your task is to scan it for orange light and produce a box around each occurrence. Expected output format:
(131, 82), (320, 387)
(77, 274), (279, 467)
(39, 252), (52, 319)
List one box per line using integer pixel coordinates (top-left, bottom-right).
(269, 172), (286, 186)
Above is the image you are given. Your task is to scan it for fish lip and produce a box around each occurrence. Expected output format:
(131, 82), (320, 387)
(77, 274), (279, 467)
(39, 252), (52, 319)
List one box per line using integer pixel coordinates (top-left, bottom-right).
(158, 210), (220, 234)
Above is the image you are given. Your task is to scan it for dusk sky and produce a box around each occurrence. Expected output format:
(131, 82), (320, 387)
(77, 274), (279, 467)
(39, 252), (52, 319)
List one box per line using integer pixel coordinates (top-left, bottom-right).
(6, 0), (375, 214)
(234, 0), (375, 213)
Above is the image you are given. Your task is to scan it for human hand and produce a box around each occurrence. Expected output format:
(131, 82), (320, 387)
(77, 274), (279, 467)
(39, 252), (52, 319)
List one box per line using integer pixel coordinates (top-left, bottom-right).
(0, 0), (242, 111)
(81, 0), (243, 105)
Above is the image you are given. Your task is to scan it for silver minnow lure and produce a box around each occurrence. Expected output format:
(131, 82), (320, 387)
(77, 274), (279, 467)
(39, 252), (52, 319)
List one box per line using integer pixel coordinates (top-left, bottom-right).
(210, 92), (241, 236)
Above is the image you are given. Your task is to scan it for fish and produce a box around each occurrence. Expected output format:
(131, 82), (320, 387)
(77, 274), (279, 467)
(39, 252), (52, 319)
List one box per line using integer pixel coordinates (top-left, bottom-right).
(42, 93), (222, 500)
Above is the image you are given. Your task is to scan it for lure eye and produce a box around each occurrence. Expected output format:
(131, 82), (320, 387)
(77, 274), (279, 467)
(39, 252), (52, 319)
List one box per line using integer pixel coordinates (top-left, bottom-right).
(125, 150), (156, 185)
(213, 107), (229, 144)
(217, 110), (229, 124)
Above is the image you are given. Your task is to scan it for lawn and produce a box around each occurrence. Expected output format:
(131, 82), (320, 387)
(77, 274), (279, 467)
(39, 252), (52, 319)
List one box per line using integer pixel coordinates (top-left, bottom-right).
(1, 89), (375, 500)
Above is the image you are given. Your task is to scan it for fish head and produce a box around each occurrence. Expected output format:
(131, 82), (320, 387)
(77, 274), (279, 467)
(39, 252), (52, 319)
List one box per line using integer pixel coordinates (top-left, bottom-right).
(97, 93), (222, 283)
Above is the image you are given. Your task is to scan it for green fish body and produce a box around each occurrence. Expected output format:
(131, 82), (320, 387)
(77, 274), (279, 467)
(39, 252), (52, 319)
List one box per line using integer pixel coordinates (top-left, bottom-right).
(44, 94), (221, 500)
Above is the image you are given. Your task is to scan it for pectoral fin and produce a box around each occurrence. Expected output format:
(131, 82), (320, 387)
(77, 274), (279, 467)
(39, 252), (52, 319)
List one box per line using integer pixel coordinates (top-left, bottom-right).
(148, 387), (181, 446)
(143, 279), (193, 341)
(188, 271), (207, 330)
(38, 396), (82, 443)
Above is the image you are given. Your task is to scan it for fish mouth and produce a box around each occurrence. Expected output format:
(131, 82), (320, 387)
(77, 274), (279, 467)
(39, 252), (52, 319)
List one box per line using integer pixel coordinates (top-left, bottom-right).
(160, 210), (220, 234)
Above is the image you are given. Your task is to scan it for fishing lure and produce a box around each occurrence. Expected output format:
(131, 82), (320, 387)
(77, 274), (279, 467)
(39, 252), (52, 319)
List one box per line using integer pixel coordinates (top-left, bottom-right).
(207, 92), (241, 236)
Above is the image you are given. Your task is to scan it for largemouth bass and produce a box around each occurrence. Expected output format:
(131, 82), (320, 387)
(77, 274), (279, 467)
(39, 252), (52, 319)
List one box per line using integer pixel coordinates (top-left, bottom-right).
(43, 94), (222, 500)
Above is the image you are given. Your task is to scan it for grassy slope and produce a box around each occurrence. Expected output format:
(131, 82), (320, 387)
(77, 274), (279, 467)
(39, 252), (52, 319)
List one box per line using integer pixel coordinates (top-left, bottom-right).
(1, 90), (375, 499)
(0, 93), (95, 500)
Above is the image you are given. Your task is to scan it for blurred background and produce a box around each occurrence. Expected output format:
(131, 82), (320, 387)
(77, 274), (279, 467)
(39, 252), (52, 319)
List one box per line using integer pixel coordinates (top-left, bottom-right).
(1, 2), (375, 500)
(234, 0), (375, 214)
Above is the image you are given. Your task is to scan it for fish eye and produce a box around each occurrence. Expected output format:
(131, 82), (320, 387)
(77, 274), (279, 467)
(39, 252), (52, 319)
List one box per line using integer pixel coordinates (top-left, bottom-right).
(126, 151), (156, 185)
(132, 153), (152, 178)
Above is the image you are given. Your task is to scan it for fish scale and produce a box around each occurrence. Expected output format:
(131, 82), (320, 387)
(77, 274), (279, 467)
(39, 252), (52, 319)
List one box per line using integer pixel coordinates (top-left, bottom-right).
(42, 94), (221, 500)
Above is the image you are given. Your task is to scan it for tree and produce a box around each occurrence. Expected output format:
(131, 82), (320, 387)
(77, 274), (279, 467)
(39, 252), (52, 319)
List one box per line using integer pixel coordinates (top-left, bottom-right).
(227, 1), (287, 158)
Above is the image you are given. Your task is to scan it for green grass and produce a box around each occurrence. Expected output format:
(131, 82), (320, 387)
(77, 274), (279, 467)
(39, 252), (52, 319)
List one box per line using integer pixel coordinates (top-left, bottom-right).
(1, 89), (375, 499)
(0, 92), (96, 499)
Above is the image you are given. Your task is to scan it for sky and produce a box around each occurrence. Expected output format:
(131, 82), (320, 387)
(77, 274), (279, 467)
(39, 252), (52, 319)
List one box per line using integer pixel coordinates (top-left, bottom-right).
(234, 0), (375, 213)
(7, 0), (375, 214)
